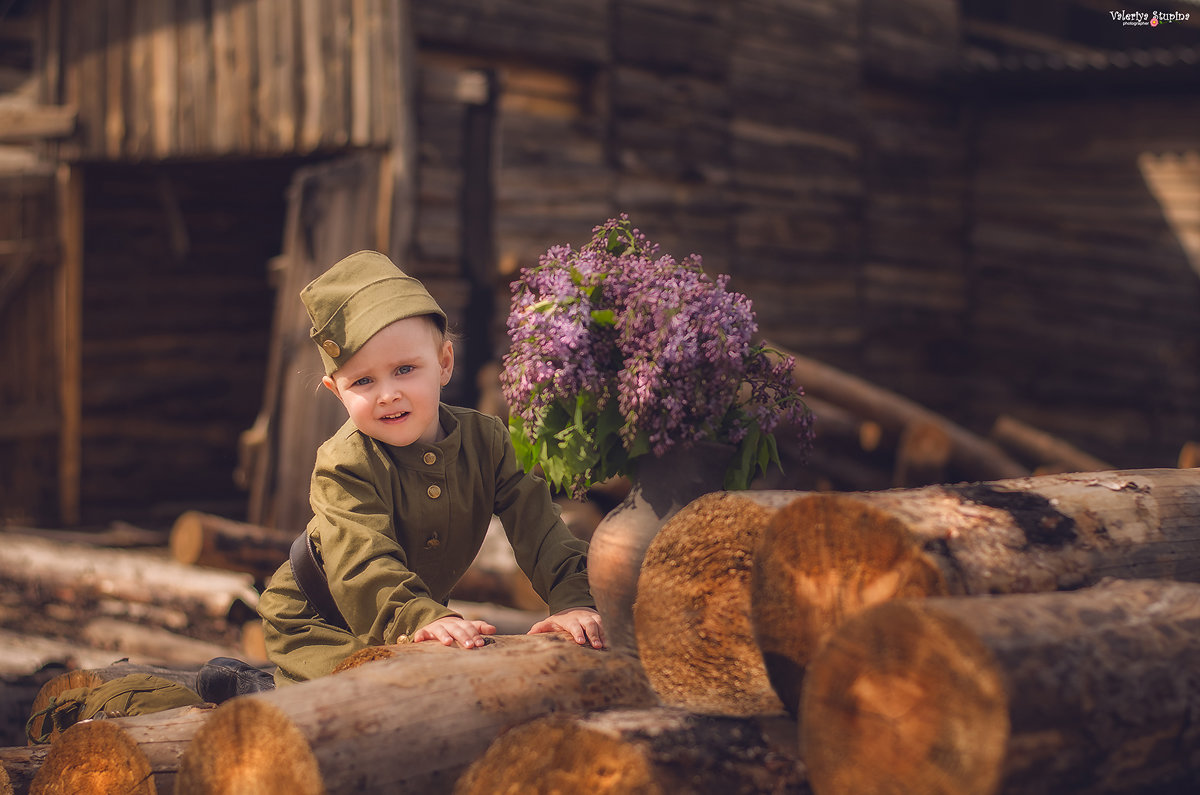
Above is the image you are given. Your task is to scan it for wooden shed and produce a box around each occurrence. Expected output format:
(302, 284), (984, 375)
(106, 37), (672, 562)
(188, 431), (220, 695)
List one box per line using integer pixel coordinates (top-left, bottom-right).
(1, 0), (1198, 530)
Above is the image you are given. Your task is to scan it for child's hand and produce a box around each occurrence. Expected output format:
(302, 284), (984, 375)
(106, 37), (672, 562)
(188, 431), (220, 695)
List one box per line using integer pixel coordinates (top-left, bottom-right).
(528, 607), (606, 649)
(411, 616), (497, 649)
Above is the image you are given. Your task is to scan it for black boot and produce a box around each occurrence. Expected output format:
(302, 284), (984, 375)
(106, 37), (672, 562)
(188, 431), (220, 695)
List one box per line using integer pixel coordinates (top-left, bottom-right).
(196, 657), (276, 704)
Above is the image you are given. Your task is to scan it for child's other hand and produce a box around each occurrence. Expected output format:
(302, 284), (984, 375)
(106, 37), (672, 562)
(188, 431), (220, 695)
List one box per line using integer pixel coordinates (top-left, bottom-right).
(528, 607), (606, 649)
(411, 616), (497, 649)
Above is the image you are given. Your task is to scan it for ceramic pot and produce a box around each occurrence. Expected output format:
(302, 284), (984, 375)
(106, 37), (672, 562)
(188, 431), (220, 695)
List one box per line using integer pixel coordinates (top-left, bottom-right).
(587, 441), (734, 654)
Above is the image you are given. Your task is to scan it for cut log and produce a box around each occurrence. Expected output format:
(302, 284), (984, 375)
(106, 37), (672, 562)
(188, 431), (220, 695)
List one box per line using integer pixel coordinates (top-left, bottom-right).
(168, 511), (292, 582)
(28, 704), (216, 795)
(1180, 441), (1199, 469)
(633, 492), (802, 716)
(80, 619), (246, 668)
(28, 661), (201, 746)
(990, 414), (1113, 474)
(1, 745), (48, 795)
(456, 706), (810, 795)
(175, 634), (657, 794)
(773, 345), (1028, 481)
(802, 579), (1200, 795)
(0, 534), (259, 620)
(751, 467), (1200, 714)
(892, 419), (952, 487)
(0, 630), (134, 678)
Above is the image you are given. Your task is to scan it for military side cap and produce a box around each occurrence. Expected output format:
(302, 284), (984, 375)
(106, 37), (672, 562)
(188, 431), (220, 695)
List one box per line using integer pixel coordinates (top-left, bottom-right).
(301, 250), (447, 375)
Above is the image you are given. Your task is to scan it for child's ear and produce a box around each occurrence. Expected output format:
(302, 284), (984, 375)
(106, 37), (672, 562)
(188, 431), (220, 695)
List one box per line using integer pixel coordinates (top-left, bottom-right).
(321, 375), (340, 397)
(439, 339), (455, 387)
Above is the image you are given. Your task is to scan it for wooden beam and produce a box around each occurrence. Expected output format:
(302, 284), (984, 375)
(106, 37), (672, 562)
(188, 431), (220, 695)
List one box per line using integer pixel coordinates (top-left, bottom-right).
(0, 104), (76, 143)
(55, 163), (82, 526)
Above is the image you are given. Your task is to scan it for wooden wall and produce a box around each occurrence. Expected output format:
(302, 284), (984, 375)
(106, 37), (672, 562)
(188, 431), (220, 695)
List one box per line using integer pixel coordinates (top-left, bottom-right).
(0, 171), (60, 525)
(967, 91), (1200, 467)
(45, 0), (408, 160)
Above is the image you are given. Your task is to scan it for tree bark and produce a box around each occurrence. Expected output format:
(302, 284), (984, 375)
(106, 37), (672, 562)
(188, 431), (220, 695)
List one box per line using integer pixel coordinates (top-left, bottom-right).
(28, 704), (216, 795)
(773, 345), (1028, 481)
(634, 492), (801, 716)
(175, 634), (657, 794)
(455, 706), (810, 795)
(0, 534), (259, 620)
(989, 414), (1112, 474)
(802, 579), (1200, 795)
(79, 619), (247, 669)
(751, 467), (1200, 714)
(168, 511), (293, 583)
(28, 661), (202, 746)
(1, 745), (48, 795)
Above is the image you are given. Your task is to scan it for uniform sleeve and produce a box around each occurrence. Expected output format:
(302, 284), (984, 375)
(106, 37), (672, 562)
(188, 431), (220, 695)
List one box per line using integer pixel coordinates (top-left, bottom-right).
(312, 450), (458, 644)
(489, 419), (595, 614)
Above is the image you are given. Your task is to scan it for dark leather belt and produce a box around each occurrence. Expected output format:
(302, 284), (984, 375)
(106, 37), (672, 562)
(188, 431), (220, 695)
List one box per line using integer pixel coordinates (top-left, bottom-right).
(289, 532), (350, 632)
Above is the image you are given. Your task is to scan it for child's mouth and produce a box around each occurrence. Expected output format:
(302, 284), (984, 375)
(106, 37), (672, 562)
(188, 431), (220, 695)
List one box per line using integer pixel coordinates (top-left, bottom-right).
(381, 411), (409, 422)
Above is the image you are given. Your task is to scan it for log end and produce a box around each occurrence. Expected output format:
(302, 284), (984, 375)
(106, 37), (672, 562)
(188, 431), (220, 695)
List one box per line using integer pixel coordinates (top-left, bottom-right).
(750, 493), (948, 714)
(168, 511), (206, 567)
(634, 493), (783, 716)
(176, 697), (323, 795)
(29, 720), (155, 795)
(801, 601), (1009, 795)
(455, 715), (664, 795)
(0, 763), (10, 795)
(28, 670), (105, 745)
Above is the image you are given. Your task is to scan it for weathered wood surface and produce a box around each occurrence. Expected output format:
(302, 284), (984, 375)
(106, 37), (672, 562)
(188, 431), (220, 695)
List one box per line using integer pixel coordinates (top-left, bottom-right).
(802, 579), (1200, 795)
(456, 706), (810, 795)
(1, 745), (48, 795)
(989, 414), (1112, 474)
(29, 704), (216, 795)
(751, 467), (1200, 713)
(51, 0), (410, 159)
(175, 634), (657, 794)
(168, 510), (292, 582)
(634, 492), (799, 717)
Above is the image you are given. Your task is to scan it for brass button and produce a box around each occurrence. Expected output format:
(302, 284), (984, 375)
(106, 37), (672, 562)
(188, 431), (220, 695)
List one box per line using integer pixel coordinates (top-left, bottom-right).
(321, 339), (341, 358)
(423, 451), (437, 465)
(427, 484), (442, 499)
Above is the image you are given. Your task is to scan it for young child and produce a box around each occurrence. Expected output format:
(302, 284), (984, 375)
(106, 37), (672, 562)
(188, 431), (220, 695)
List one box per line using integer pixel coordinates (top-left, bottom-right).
(259, 250), (604, 685)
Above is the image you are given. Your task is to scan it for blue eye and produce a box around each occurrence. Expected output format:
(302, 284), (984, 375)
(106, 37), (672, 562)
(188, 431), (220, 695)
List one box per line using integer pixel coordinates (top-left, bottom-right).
(353, 376), (372, 387)
(396, 365), (414, 376)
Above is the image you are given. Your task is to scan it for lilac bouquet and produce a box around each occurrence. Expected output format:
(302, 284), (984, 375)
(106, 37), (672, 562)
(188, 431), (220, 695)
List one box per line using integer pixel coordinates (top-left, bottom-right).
(501, 216), (813, 498)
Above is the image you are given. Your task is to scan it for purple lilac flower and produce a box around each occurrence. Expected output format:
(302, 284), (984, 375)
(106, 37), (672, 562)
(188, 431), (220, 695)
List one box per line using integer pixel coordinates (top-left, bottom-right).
(501, 215), (812, 494)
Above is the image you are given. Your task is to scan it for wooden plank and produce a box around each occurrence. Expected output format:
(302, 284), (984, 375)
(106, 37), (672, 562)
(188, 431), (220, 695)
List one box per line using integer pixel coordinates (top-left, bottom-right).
(211, 0), (236, 153)
(39, 0), (63, 106)
(176, 0), (211, 154)
(366, 0), (389, 143)
(350, 0), (371, 146)
(230, 0), (255, 151)
(102, 0), (128, 157)
(55, 163), (82, 526)
(298, 0), (325, 151)
(385, 0), (417, 263)
(0, 105), (76, 143)
(254, 0), (278, 151)
(150, 1), (178, 157)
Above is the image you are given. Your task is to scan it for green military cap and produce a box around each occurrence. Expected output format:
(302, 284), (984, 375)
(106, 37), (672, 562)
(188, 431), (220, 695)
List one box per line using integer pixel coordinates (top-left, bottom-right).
(301, 250), (447, 375)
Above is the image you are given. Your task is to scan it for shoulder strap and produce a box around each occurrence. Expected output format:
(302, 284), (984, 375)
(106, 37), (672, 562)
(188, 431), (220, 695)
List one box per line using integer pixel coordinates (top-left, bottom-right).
(289, 532), (351, 632)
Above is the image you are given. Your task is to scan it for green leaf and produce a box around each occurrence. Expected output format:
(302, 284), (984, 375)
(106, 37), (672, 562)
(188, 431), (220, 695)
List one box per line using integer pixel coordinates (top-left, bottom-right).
(590, 309), (615, 326)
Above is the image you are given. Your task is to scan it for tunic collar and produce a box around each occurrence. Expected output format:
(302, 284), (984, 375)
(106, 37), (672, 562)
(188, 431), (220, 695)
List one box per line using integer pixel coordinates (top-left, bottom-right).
(380, 403), (461, 469)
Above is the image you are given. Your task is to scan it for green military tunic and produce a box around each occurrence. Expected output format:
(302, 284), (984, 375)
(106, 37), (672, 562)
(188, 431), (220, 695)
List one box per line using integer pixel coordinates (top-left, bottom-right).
(259, 404), (594, 684)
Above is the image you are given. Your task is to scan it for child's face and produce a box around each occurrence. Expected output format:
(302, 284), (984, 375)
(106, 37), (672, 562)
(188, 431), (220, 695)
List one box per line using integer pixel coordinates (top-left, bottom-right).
(322, 316), (454, 447)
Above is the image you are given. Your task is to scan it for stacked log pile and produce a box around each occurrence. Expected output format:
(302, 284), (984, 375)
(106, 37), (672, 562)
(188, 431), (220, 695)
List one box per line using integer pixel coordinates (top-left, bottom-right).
(8, 466), (1200, 792)
(458, 466), (1200, 794)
